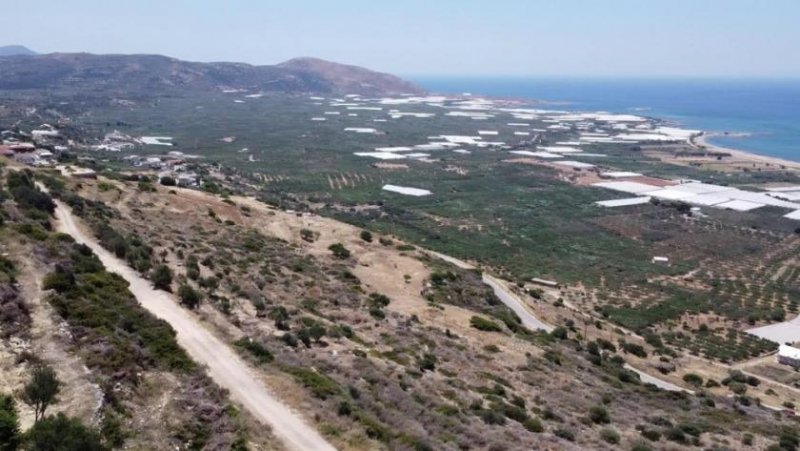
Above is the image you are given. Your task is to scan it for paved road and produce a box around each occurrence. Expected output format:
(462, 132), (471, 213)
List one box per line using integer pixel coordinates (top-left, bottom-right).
(481, 274), (554, 332)
(53, 200), (336, 451)
(426, 251), (699, 393)
(623, 364), (692, 393)
(426, 251), (553, 332)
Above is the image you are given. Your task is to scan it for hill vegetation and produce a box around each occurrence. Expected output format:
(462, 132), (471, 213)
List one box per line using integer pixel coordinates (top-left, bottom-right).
(0, 52), (423, 96)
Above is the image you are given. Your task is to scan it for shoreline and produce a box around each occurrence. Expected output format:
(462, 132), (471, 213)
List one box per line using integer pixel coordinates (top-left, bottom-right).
(690, 132), (800, 170)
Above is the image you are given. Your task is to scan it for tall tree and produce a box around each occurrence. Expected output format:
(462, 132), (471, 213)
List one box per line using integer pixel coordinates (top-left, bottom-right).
(21, 365), (60, 423)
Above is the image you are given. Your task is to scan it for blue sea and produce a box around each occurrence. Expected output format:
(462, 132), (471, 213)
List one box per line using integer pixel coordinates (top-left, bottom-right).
(410, 77), (800, 162)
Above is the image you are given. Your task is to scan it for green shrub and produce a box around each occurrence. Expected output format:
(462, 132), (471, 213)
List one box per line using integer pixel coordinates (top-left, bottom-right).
(42, 266), (76, 293)
(418, 353), (437, 372)
(640, 428), (661, 442)
(300, 228), (316, 242)
(621, 341), (648, 358)
(45, 244), (194, 378)
(328, 243), (351, 259)
(159, 176), (176, 186)
(281, 366), (340, 399)
(599, 428), (620, 444)
(470, 316), (502, 332)
(151, 265), (173, 291)
(24, 413), (107, 451)
(359, 230), (373, 242)
(682, 373), (703, 387)
(554, 427), (575, 442)
(0, 394), (19, 451)
(523, 416), (543, 433)
(588, 405), (610, 424)
(177, 284), (202, 309)
(234, 337), (273, 364)
(550, 326), (569, 340)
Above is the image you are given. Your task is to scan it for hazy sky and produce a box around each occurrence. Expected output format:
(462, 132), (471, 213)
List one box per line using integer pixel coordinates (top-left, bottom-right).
(2, 0), (798, 77)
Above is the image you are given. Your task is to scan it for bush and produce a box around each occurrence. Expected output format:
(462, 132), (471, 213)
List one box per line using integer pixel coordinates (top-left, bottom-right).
(234, 337), (273, 364)
(523, 416), (543, 433)
(159, 176), (176, 186)
(550, 326), (569, 340)
(588, 405), (610, 424)
(621, 341), (648, 358)
(300, 228), (316, 242)
(554, 427), (575, 442)
(682, 373), (704, 387)
(151, 265), (173, 291)
(46, 243), (194, 378)
(599, 428), (620, 444)
(359, 230), (373, 242)
(418, 353), (437, 372)
(640, 428), (661, 442)
(328, 243), (351, 259)
(470, 316), (503, 332)
(42, 266), (76, 293)
(665, 427), (687, 444)
(0, 395), (19, 451)
(24, 413), (107, 451)
(177, 284), (202, 309)
(281, 366), (340, 399)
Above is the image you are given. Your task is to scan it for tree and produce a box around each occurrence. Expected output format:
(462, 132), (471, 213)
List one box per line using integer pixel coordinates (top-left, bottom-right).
(309, 323), (326, 343)
(268, 306), (290, 330)
(24, 413), (107, 451)
(22, 365), (60, 423)
(0, 394), (19, 451)
(359, 230), (373, 242)
(177, 284), (202, 309)
(159, 176), (176, 186)
(151, 265), (173, 291)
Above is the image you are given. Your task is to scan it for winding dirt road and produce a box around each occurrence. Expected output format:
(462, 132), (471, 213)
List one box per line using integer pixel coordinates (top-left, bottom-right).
(52, 200), (335, 451)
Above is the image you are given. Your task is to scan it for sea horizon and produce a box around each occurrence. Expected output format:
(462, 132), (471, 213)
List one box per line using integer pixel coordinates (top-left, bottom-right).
(409, 76), (800, 163)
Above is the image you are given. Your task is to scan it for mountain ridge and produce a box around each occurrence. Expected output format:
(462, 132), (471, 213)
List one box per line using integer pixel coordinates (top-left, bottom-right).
(0, 51), (424, 96)
(0, 45), (37, 56)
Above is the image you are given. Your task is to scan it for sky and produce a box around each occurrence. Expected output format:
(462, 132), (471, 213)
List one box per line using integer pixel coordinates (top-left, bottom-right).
(1, 0), (798, 77)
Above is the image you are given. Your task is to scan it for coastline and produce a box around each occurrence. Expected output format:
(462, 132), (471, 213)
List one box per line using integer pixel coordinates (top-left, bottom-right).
(690, 132), (800, 170)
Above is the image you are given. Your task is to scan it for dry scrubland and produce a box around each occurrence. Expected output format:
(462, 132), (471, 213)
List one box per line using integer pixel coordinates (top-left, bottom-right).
(3, 168), (794, 450)
(0, 167), (279, 450)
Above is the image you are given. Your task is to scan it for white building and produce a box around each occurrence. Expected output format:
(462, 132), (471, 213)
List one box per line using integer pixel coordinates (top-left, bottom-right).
(778, 345), (800, 368)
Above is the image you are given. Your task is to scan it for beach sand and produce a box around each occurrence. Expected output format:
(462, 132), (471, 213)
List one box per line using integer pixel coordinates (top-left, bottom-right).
(691, 133), (800, 170)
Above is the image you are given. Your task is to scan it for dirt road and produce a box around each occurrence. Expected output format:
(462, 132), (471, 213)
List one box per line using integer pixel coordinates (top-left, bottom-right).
(52, 200), (335, 451)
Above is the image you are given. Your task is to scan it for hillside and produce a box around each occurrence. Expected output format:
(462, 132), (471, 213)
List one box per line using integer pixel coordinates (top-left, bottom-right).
(6, 165), (793, 450)
(278, 57), (421, 96)
(0, 52), (424, 96)
(0, 45), (37, 56)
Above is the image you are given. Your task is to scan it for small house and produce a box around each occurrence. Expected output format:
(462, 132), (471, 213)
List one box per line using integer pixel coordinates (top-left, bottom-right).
(15, 153), (38, 165)
(177, 173), (199, 187)
(778, 345), (800, 368)
(652, 256), (670, 266)
(531, 278), (560, 289)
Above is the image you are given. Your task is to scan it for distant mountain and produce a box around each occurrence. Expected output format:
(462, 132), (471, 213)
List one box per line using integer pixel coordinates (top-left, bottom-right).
(0, 52), (424, 97)
(277, 57), (421, 96)
(0, 45), (37, 56)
